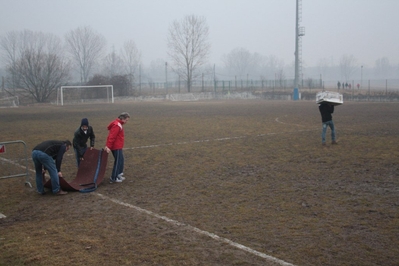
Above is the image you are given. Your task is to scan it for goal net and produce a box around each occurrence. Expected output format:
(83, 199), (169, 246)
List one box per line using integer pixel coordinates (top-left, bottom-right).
(0, 96), (19, 108)
(57, 85), (114, 105)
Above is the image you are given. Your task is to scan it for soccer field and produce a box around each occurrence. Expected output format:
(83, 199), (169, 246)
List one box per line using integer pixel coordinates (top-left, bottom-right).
(1, 100), (399, 265)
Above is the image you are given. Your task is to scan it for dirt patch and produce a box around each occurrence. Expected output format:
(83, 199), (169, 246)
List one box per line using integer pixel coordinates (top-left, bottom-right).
(1, 100), (399, 265)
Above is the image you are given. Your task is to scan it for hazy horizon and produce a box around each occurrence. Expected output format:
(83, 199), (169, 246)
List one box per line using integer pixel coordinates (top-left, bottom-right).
(1, 0), (398, 72)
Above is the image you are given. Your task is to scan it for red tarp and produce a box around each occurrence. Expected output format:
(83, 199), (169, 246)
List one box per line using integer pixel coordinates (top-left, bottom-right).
(44, 148), (108, 192)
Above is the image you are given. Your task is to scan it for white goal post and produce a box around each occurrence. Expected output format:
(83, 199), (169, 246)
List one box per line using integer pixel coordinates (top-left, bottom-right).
(0, 96), (19, 108)
(57, 85), (114, 105)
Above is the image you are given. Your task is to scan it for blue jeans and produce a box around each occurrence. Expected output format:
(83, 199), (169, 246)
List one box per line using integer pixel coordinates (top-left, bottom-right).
(32, 150), (61, 194)
(322, 120), (336, 143)
(111, 149), (124, 180)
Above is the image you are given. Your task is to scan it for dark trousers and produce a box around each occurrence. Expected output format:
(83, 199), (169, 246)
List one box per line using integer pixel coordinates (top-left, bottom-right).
(111, 149), (124, 180)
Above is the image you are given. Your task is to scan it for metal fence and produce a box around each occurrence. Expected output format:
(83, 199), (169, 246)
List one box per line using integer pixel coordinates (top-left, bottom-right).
(3, 78), (399, 104)
(133, 78), (399, 94)
(134, 78), (296, 94)
(0, 140), (32, 187)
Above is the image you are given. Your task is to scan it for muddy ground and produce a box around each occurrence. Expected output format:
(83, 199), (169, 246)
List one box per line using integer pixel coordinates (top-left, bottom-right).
(1, 100), (398, 266)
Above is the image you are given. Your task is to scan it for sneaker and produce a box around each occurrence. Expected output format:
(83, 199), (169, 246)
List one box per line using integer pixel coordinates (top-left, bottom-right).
(109, 177), (123, 183)
(331, 141), (338, 145)
(118, 174), (126, 181)
(56, 190), (67, 195)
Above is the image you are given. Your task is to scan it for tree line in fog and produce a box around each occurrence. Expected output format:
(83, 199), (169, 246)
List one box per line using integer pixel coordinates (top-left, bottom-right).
(0, 15), (397, 102)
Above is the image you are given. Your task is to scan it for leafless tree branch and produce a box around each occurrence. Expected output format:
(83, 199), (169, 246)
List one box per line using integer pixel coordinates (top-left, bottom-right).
(167, 15), (210, 92)
(65, 26), (106, 84)
(0, 30), (70, 102)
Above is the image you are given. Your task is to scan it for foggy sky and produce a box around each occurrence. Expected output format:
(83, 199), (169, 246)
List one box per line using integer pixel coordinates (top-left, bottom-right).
(1, 0), (398, 69)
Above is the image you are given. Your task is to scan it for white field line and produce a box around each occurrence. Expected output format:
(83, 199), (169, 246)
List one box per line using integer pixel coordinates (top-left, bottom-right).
(125, 129), (318, 150)
(4, 119), (307, 264)
(95, 193), (296, 266)
(4, 144), (296, 263)
(1, 126), (316, 169)
(0, 156), (27, 169)
(0, 157), (31, 182)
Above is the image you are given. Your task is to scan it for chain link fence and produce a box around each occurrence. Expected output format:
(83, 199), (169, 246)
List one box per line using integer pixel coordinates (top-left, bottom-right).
(131, 78), (399, 102)
(2, 78), (399, 104)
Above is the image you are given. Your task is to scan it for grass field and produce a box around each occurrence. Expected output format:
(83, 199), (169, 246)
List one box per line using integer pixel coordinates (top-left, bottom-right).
(1, 100), (399, 266)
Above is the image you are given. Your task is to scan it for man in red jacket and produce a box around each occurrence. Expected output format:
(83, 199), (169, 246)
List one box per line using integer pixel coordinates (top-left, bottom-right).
(104, 112), (130, 183)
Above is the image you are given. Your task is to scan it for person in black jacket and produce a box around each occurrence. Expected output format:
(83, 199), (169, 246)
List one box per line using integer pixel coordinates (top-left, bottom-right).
(73, 118), (95, 166)
(32, 140), (71, 195)
(319, 102), (337, 145)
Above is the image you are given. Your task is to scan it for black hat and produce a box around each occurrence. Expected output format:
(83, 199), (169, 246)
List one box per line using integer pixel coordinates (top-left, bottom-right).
(81, 118), (89, 127)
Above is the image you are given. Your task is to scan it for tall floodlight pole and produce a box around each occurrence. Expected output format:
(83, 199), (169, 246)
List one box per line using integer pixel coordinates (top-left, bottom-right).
(294, 0), (300, 89)
(294, 0), (305, 95)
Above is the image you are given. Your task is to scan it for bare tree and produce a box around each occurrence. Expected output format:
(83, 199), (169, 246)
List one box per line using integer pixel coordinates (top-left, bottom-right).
(251, 52), (265, 77)
(276, 69), (286, 88)
(374, 57), (391, 78)
(222, 47), (256, 78)
(264, 55), (285, 80)
(0, 31), (18, 66)
(0, 30), (70, 102)
(0, 31), (21, 92)
(167, 15), (210, 92)
(102, 46), (124, 77)
(65, 26), (106, 84)
(340, 54), (357, 82)
(121, 40), (141, 87)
